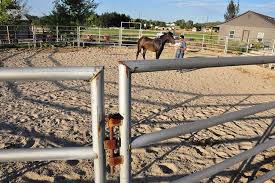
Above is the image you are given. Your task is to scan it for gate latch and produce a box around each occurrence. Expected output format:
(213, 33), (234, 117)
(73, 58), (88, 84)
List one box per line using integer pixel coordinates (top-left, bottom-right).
(104, 113), (123, 174)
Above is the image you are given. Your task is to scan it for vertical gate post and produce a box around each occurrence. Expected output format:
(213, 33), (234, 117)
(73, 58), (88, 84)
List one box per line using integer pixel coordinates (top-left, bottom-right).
(139, 23), (142, 38)
(246, 39), (250, 53)
(272, 39), (275, 55)
(91, 70), (106, 183)
(119, 64), (131, 183)
(98, 28), (101, 43)
(77, 26), (80, 47)
(33, 25), (36, 48)
(201, 34), (205, 50)
(56, 26), (59, 42)
(119, 22), (123, 46)
(224, 36), (228, 55)
(7, 26), (10, 44)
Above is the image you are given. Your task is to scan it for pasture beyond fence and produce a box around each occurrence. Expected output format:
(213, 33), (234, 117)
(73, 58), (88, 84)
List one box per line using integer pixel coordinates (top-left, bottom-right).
(1, 25), (275, 55)
(118, 56), (275, 183)
(0, 67), (105, 183)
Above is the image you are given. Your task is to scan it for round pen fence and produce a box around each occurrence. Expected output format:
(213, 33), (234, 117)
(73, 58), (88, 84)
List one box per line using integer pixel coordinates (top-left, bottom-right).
(118, 56), (275, 183)
(0, 67), (106, 183)
(1, 25), (275, 56)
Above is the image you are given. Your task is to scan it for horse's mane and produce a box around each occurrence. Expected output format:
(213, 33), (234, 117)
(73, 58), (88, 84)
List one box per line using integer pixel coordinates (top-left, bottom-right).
(160, 32), (174, 38)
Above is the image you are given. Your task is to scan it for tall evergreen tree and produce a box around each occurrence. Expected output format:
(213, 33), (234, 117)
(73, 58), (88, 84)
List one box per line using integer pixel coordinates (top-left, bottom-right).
(224, 0), (239, 21)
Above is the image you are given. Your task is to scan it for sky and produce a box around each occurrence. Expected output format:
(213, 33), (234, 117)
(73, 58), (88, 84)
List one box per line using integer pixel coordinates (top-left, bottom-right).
(26, 0), (275, 22)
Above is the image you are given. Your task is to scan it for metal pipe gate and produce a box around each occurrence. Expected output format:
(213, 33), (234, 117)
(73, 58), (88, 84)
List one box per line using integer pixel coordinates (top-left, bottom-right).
(119, 56), (275, 183)
(0, 67), (105, 183)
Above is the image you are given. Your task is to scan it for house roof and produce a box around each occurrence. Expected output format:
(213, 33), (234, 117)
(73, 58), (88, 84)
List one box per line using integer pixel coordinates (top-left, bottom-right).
(217, 11), (275, 27)
(253, 11), (275, 26)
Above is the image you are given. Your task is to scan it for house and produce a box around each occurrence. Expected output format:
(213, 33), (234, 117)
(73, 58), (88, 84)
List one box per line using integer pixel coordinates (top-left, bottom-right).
(166, 23), (175, 27)
(192, 27), (197, 32)
(202, 27), (213, 33)
(217, 11), (275, 42)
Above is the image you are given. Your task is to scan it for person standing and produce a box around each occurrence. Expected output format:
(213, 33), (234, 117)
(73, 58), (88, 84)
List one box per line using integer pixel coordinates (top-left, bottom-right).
(175, 35), (187, 59)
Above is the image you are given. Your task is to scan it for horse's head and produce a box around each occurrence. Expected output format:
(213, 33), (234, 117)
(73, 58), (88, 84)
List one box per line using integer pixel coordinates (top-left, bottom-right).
(161, 32), (175, 44)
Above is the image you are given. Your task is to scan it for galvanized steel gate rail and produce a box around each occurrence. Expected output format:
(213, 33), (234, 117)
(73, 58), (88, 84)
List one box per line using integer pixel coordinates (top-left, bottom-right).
(0, 67), (105, 183)
(118, 56), (275, 183)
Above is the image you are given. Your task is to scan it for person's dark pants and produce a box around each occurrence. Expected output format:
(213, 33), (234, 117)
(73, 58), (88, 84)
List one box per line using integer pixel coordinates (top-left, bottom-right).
(175, 49), (184, 59)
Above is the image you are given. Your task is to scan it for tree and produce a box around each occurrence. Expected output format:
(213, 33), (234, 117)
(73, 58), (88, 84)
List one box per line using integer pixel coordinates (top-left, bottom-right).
(0, 0), (12, 23)
(0, 0), (27, 24)
(175, 19), (186, 29)
(50, 0), (98, 25)
(96, 12), (131, 27)
(193, 23), (202, 31)
(155, 20), (166, 27)
(185, 20), (194, 29)
(224, 0), (239, 21)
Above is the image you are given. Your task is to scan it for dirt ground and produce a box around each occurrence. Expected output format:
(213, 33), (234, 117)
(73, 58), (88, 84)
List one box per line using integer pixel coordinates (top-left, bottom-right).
(0, 46), (275, 183)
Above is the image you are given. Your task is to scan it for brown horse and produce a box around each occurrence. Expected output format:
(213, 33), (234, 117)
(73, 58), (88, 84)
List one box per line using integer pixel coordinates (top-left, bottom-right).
(136, 32), (175, 59)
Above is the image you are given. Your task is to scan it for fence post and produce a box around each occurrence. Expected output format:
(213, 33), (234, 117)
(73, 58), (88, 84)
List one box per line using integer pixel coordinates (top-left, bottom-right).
(119, 64), (131, 183)
(201, 34), (205, 50)
(224, 36), (228, 54)
(98, 27), (101, 43)
(6, 26), (10, 44)
(246, 39), (250, 53)
(56, 26), (59, 42)
(139, 23), (142, 38)
(91, 69), (106, 183)
(77, 26), (80, 47)
(272, 39), (275, 55)
(119, 22), (123, 46)
(32, 25), (36, 48)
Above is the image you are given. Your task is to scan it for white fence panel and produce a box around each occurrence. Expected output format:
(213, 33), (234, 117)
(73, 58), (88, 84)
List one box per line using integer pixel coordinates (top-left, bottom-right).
(0, 66), (105, 183)
(118, 56), (275, 183)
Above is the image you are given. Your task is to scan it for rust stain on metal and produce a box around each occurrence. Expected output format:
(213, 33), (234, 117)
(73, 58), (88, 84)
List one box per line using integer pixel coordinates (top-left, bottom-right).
(104, 139), (117, 150)
(108, 156), (123, 167)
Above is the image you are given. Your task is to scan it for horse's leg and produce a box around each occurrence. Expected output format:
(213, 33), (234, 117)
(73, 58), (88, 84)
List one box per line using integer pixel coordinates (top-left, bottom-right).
(142, 49), (147, 60)
(136, 47), (141, 60)
(156, 47), (164, 59)
(156, 50), (162, 59)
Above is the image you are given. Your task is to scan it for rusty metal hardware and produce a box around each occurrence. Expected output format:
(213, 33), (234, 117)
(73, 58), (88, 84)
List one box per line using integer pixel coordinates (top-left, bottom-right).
(104, 113), (124, 175)
(108, 156), (123, 167)
(104, 139), (117, 150)
(107, 113), (123, 127)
